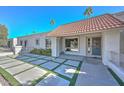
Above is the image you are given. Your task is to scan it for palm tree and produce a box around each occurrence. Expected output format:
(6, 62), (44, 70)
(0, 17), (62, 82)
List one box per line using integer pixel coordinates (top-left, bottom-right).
(50, 19), (55, 25)
(84, 6), (93, 18)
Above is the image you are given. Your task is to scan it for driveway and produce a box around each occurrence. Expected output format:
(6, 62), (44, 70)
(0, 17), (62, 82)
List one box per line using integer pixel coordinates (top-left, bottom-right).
(75, 57), (118, 85)
(0, 53), (119, 86)
(0, 47), (13, 57)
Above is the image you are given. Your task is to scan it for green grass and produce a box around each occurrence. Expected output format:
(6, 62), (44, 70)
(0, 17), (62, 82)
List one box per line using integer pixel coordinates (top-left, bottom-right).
(0, 67), (20, 86)
(8, 55), (81, 86)
(30, 63), (71, 86)
(108, 68), (124, 86)
(69, 61), (83, 86)
(31, 72), (50, 86)
(30, 58), (82, 86)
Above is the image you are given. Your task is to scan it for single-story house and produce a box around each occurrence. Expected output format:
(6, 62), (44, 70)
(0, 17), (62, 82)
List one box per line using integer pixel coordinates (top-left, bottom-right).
(47, 12), (124, 81)
(8, 11), (124, 81)
(8, 32), (51, 53)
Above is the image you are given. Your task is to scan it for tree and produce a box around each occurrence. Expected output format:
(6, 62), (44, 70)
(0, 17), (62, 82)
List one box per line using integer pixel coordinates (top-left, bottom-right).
(50, 19), (55, 25)
(84, 6), (93, 18)
(0, 24), (8, 47)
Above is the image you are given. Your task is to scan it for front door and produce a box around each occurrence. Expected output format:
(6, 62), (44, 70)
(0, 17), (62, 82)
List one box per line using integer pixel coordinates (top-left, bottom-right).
(87, 37), (101, 57)
(92, 37), (101, 56)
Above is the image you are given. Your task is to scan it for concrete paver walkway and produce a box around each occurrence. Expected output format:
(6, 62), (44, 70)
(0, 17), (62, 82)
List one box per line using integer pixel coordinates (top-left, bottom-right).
(0, 56), (48, 85)
(14, 67), (47, 84)
(36, 73), (70, 86)
(6, 63), (34, 75)
(0, 54), (120, 86)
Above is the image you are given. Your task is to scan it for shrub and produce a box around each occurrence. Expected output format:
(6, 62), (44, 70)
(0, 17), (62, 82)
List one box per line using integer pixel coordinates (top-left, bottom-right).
(30, 48), (51, 56)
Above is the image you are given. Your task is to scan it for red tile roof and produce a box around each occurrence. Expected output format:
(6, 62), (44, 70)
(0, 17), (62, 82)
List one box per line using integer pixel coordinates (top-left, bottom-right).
(47, 14), (124, 37)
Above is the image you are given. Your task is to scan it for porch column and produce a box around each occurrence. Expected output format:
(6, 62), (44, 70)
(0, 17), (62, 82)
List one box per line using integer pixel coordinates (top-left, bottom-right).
(51, 37), (60, 57)
(102, 30), (120, 66)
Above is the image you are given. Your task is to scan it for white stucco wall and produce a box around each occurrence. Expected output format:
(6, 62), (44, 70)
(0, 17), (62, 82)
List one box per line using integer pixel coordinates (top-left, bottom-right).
(13, 38), (18, 47)
(102, 29), (124, 81)
(120, 31), (124, 53)
(102, 30), (120, 65)
(60, 33), (101, 56)
(8, 38), (18, 48)
(51, 35), (87, 57)
(51, 37), (60, 57)
(17, 33), (47, 50)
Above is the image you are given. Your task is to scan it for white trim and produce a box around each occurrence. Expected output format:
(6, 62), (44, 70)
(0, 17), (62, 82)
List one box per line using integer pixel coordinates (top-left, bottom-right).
(86, 34), (102, 57)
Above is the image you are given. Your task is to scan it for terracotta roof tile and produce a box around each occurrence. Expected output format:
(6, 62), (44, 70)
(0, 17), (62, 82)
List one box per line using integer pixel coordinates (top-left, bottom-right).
(47, 14), (124, 37)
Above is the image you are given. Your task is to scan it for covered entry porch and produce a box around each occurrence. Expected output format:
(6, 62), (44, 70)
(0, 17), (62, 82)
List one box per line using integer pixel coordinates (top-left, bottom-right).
(50, 29), (124, 82)
(51, 32), (102, 58)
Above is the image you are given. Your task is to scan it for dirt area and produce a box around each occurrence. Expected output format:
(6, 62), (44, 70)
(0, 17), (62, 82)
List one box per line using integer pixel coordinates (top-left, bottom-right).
(0, 75), (10, 86)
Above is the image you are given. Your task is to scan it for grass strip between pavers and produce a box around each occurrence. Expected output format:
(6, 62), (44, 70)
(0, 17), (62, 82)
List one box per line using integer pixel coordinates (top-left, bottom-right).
(52, 59), (68, 70)
(13, 66), (35, 76)
(8, 55), (81, 86)
(0, 67), (20, 86)
(51, 59), (78, 68)
(14, 56), (48, 64)
(108, 68), (124, 86)
(9, 56), (48, 66)
(5, 63), (25, 69)
(31, 72), (50, 86)
(39, 65), (71, 80)
(63, 63), (78, 68)
(69, 61), (83, 86)
(30, 63), (72, 86)
(9, 56), (71, 85)
(0, 60), (17, 65)
(22, 55), (47, 60)
(16, 57), (32, 60)
(30, 58), (80, 85)
(20, 54), (62, 64)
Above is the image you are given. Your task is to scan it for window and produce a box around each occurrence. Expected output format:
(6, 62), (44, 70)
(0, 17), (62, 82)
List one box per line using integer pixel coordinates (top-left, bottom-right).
(65, 38), (78, 52)
(46, 39), (51, 49)
(8, 41), (11, 48)
(36, 39), (39, 45)
(87, 38), (91, 53)
(20, 41), (23, 46)
(24, 40), (27, 47)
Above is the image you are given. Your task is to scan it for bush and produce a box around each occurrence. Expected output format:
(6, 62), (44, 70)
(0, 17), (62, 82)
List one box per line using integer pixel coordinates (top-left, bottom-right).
(30, 48), (51, 56)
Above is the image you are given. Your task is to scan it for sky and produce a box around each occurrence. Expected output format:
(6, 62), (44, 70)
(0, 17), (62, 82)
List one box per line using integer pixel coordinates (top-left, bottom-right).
(0, 6), (124, 38)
